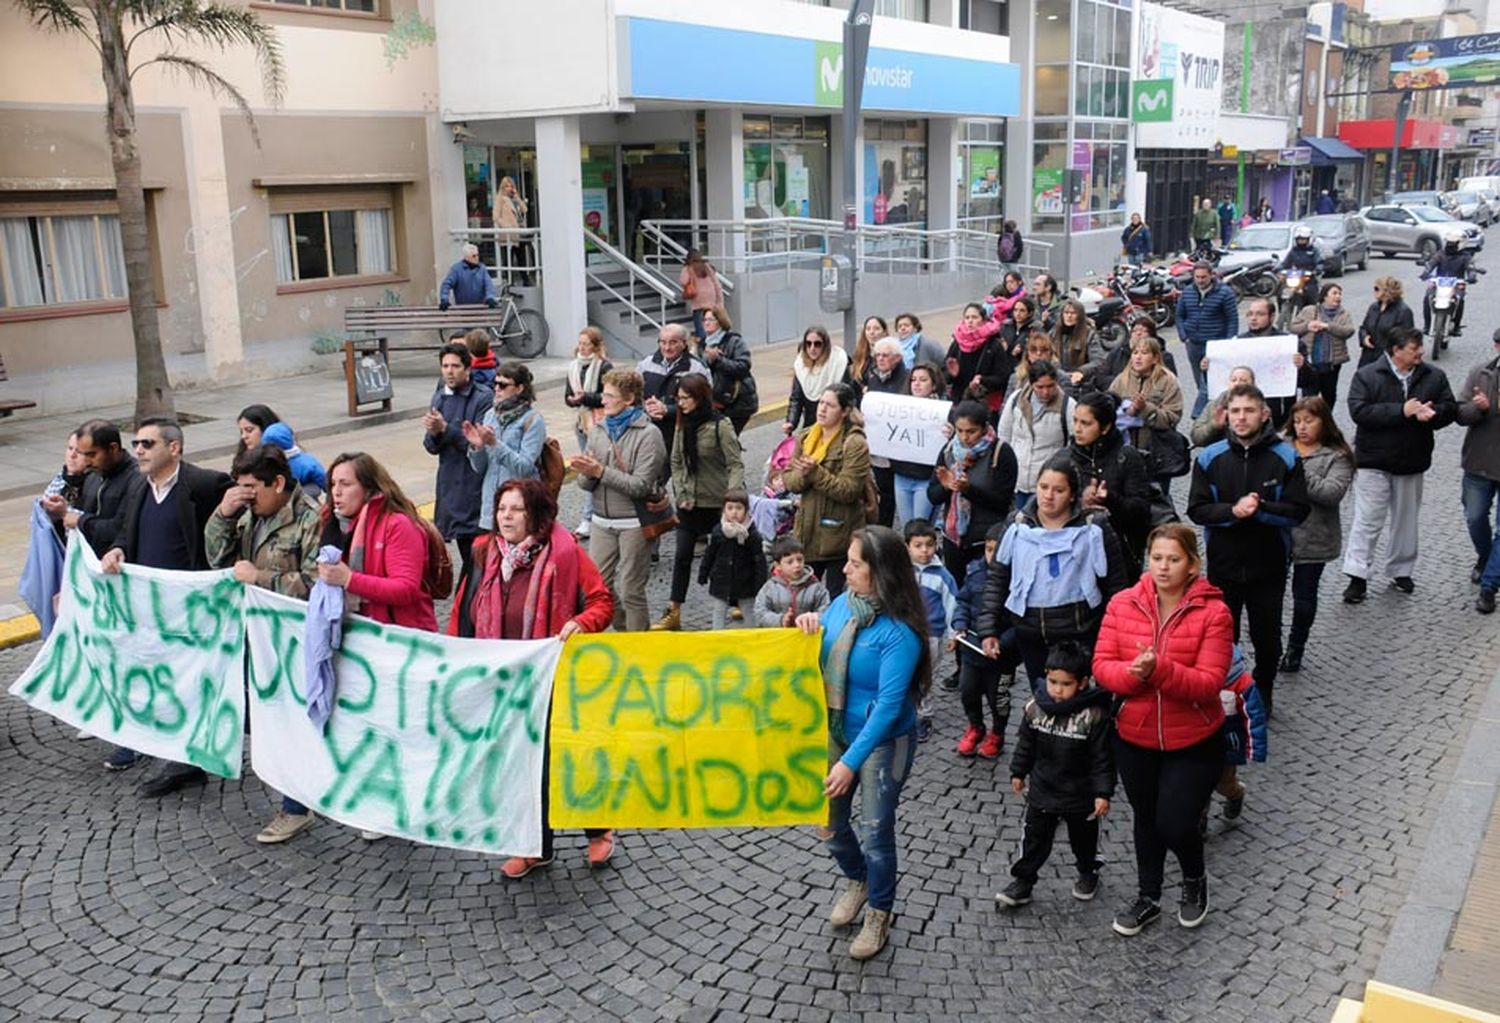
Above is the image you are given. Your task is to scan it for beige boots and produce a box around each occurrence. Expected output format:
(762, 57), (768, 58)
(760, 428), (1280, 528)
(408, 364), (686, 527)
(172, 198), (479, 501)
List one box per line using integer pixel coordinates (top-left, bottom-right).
(829, 881), (889, 959)
(650, 603), (681, 631)
(849, 909), (891, 960)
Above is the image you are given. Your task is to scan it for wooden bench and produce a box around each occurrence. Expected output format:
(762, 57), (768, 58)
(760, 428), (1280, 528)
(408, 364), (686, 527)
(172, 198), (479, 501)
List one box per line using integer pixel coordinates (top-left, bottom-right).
(0, 353), (37, 418)
(342, 304), (511, 417)
(343, 305), (511, 350)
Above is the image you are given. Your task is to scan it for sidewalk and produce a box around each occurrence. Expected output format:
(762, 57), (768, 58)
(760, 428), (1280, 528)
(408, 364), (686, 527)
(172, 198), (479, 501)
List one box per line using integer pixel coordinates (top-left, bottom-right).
(0, 303), (969, 639)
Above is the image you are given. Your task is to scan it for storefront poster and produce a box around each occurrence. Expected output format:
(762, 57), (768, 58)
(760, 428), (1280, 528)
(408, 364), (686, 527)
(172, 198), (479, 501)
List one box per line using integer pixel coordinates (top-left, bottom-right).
(582, 190), (610, 250)
(969, 149), (1002, 197)
(1033, 167), (1063, 216)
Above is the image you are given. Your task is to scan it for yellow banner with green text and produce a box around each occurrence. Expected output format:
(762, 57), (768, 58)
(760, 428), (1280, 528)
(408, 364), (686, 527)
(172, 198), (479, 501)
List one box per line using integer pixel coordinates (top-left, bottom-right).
(549, 630), (828, 828)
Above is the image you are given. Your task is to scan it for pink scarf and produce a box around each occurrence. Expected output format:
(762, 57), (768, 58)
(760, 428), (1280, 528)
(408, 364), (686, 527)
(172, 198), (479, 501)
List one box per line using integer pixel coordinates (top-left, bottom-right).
(953, 316), (1000, 354)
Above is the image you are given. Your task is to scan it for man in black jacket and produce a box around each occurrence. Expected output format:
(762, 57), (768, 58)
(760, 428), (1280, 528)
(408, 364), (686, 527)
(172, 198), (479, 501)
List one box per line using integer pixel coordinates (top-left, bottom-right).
(101, 417), (231, 791)
(1187, 385), (1309, 715)
(637, 324), (708, 475)
(45, 418), (141, 556)
(422, 342), (490, 582)
(1342, 328), (1457, 603)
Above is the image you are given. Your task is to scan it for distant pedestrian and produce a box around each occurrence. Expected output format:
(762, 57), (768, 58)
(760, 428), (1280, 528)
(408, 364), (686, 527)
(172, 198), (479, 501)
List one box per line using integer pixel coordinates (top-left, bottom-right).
(1279, 397), (1354, 671)
(894, 311), (947, 370)
(1191, 199), (1219, 257)
(697, 306), (759, 434)
(423, 343), (489, 582)
(1342, 329), (1457, 604)
(1121, 213), (1152, 265)
(997, 219), (1025, 272)
(1217, 198), (1237, 246)
(1356, 277), (1415, 369)
(1175, 261), (1239, 417)
(784, 326), (853, 435)
(1456, 330), (1500, 611)
(438, 243), (496, 310)
(1315, 189), (1335, 215)
(678, 249), (724, 340)
(564, 327), (613, 540)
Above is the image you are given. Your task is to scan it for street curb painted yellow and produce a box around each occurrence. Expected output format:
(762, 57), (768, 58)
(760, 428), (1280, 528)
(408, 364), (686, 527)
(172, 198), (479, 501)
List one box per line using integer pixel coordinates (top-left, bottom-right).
(1332, 981), (1500, 1023)
(0, 613), (41, 650)
(0, 402), (793, 648)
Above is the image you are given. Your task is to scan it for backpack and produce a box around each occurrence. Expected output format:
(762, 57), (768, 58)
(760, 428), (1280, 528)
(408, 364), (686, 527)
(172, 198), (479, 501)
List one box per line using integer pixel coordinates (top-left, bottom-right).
(418, 517), (455, 599)
(998, 231), (1019, 262)
(525, 412), (566, 500)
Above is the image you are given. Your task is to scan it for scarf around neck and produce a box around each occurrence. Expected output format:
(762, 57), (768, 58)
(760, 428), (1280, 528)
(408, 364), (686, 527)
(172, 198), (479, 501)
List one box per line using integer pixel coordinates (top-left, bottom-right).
(703, 329), (726, 349)
(568, 355), (604, 398)
(793, 345), (849, 400)
(605, 405), (645, 441)
(471, 534), (548, 639)
(824, 592), (883, 746)
(719, 515), (750, 543)
(899, 331), (923, 368)
(943, 427), (997, 543)
(800, 422), (842, 464)
(492, 392), (530, 433)
(953, 316), (999, 354)
(679, 407), (715, 476)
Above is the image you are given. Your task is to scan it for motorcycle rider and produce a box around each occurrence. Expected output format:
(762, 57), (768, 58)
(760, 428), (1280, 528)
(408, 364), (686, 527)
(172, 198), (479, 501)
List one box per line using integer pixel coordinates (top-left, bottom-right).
(1277, 224), (1322, 316)
(1421, 227), (1475, 339)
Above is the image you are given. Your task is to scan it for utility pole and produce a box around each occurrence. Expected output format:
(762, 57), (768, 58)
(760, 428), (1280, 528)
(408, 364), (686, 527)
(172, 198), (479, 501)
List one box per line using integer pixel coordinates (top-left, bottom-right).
(841, 0), (875, 354)
(1390, 88), (1413, 198)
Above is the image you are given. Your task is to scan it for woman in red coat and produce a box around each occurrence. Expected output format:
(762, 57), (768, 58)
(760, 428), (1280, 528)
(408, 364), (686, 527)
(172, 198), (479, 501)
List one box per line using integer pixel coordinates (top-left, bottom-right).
(318, 452), (437, 633)
(448, 477), (616, 878)
(1093, 522), (1232, 938)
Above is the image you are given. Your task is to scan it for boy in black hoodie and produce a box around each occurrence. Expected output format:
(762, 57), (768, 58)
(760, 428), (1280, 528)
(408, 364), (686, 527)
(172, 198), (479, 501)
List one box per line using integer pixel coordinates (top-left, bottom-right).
(996, 640), (1115, 907)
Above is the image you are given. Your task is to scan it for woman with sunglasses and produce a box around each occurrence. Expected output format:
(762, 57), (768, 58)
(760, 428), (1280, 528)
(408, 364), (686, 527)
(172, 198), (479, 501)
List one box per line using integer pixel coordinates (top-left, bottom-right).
(462, 362), (546, 531)
(1356, 277), (1414, 369)
(784, 326), (854, 435)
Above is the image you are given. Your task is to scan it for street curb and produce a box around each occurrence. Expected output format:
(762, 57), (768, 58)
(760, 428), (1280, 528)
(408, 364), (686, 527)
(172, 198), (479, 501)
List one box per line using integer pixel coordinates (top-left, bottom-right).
(0, 398), (792, 650)
(1374, 654), (1500, 993)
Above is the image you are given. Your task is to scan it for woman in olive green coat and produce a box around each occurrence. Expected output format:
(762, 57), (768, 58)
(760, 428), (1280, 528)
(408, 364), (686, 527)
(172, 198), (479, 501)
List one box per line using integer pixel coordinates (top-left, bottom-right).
(782, 382), (870, 598)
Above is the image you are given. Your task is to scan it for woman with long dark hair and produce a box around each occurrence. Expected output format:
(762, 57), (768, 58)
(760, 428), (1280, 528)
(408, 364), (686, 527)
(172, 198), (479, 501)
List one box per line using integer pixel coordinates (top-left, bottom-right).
(1290, 282), (1355, 407)
(449, 477), (615, 877)
(784, 326), (854, 434)
(236, 404), (280, 456)
(1065, 392), (1153, 567)
(795, 525), (930, 961)
(1279, 396), (1354, 673)
(928, 400), (1018, 588)
(652, 374), (744, 631)
(944, 302), (1005, 404)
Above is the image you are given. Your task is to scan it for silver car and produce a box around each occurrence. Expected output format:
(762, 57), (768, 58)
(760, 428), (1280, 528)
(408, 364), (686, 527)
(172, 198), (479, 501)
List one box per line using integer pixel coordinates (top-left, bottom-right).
(1445, 190), (1494, 226)
(1361, 204), (1485, 260)
(1303, 214), (1370, 276)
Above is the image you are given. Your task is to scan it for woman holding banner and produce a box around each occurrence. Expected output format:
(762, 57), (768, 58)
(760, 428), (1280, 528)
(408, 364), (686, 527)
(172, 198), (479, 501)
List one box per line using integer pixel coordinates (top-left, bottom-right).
(449, 477), (617, 877)
(927, 400), (1018, 588)
(796, 524), (929, 961)
(783, 383), (871, 598)
(889, 362), (948, 528)
(317, 453), (437, 633)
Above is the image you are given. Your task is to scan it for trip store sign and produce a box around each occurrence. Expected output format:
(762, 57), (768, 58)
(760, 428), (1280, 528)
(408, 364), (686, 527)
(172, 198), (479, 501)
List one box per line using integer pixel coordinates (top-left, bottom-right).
(623, 17), (1020, 118)
(1135, 2), (1224, 148)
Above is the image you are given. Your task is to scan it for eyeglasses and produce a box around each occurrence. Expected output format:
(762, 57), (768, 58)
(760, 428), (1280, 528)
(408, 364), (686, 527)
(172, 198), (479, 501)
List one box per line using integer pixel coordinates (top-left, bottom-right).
(494, 380), (515, 389)
(131, 438), (157, 450)
(805, 340), (825, 349)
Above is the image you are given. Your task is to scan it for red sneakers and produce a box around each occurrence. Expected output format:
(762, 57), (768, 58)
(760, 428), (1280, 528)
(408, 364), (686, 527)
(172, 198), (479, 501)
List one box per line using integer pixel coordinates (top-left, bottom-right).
(956, 725), (984, 757)
(977, 731), (1004, 759)
(500, 856), (552, 879)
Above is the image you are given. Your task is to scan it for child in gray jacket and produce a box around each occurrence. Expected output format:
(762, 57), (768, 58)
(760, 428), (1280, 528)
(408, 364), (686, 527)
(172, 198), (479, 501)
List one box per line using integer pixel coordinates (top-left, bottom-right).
(753, 535), (831, 627)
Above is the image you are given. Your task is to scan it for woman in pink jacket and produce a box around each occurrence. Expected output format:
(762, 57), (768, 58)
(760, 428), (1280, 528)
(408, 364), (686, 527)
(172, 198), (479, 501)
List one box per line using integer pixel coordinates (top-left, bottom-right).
(1092, 522), (1232, 939)
(317, 452), (438, 633)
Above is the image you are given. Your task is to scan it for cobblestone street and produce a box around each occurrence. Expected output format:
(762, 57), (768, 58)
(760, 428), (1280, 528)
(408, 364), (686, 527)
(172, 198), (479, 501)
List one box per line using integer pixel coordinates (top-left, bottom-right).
(4, 257), (1500, 1022)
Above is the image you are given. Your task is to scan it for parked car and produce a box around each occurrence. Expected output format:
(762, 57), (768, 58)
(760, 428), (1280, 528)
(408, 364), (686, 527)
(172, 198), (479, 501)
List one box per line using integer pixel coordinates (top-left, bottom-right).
(1444, 190), (1494, 226)
(1392, 190), (1458, 215)
(1361, 203), (1485, 260)
(1478, 188), (1500, 224)
(1303, 213), (1371, 276)
(1459, 176), (1500, 197)
(1220, 222), (1296, 272)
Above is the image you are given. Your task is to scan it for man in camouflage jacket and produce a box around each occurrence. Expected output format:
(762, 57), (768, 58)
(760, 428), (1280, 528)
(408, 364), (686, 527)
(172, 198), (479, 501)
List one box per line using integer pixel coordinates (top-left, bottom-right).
(205, 445), (321, 599)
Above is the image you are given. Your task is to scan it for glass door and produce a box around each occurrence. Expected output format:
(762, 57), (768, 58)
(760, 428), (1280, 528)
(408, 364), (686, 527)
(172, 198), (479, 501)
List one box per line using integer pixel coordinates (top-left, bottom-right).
(621, 143), (692, 264)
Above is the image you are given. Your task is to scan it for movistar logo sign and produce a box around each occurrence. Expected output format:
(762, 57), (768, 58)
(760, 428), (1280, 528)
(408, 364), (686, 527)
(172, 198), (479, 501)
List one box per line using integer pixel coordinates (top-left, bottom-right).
(816, 42), (843, 106)
(1132, 79), (1174, 122)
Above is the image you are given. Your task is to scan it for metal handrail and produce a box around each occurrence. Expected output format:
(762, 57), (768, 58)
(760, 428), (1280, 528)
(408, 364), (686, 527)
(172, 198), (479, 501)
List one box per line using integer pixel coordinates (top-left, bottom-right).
(447, 226), (542, 287)
(582, 227), (679, 301)
(636, 221), (736, 296)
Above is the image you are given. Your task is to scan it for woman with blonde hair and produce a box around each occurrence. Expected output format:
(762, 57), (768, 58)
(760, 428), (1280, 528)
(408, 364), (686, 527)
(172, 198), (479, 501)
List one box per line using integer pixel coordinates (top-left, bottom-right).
(1356, 276), (1414, 368)
(564, 327), (613, 539)
(1109, 336), (1185, 494)
(678, 249), (725, 340)
(493, 175), (530, 281)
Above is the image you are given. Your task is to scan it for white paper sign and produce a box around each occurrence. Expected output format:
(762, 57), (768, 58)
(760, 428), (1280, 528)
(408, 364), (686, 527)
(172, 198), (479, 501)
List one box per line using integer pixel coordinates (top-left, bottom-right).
(1205, 335), (1300, 398)
(244, 586), (560, 858)
(861, 391), (954, 465)
(9, 534), (246, 778)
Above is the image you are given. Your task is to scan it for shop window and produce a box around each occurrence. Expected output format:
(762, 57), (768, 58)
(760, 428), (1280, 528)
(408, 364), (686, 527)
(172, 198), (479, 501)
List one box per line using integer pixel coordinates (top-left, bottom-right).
(864, 119), (927, 226)
(1035, 0), (1070, 63)
(1035, 66), (1070, 117)
(874, 0), (928, 21)
(744, 116), (830, 221)
(1033, 141), (1067, 230)
(269, 0), (377, 13)
(0, 206), (128, 311)
(960, 0), (1008, 35)
(268, 187), (398, 285)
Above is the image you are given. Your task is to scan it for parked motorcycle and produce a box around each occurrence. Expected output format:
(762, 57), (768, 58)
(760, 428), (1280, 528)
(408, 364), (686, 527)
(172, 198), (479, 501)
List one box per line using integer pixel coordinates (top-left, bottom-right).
(1221, 257), (1279, 300)
(1073, 283), (1131, 350)
(1106, 262), (1179, 330)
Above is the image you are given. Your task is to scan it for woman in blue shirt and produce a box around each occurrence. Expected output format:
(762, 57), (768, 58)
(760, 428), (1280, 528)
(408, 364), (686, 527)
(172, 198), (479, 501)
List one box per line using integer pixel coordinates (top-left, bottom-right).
(796, 524), (929, 961)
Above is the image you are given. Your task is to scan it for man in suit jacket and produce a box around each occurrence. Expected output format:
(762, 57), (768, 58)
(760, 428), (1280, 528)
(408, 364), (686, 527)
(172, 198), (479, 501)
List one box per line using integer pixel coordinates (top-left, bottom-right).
(100, 416), (231, 793)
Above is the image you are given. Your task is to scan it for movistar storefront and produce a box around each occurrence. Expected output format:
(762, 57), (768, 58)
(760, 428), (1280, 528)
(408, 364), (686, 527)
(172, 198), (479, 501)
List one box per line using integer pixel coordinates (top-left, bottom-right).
(435, 2), (1021, 354)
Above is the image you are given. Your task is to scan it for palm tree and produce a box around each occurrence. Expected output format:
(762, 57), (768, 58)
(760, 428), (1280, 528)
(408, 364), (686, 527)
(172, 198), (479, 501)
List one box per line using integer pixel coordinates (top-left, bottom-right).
(14, 0), (284, 424)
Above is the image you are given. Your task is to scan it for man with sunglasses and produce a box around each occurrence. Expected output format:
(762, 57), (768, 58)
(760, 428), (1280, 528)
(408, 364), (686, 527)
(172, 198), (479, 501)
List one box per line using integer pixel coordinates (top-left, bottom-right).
(43, 418), (141, 556)
(99, 417), (231, 787)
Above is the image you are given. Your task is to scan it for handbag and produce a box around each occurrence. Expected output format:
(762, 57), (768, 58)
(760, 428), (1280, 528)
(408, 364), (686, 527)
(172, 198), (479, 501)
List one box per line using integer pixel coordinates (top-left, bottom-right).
(1146, 483), (1181, 527)
(610, 439), (678, 541)
(1145, 426), (1191, 479)
(682, 274), (698, 300)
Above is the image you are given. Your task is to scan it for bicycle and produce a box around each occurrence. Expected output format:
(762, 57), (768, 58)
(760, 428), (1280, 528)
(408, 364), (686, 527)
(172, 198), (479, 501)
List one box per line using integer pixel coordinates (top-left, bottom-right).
(487, 282), (549, 359)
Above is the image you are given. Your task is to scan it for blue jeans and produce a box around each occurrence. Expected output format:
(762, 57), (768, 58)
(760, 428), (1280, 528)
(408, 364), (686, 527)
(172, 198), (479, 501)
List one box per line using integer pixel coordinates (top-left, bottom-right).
(1183, 338), (1209, 417)
(892, 472), (934, 528)
(827, 730), (917, 912)
(1461, 472), (1500, 567)
(283, 795), (309, 815)
(691, 309), (707, 340)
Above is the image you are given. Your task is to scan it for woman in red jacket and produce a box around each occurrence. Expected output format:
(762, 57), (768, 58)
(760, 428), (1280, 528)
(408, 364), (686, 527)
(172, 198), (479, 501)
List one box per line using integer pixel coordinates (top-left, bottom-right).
(449, 477), (616, 879)
(318, 452), (437, 633)
(1092, 522), (1232, 938)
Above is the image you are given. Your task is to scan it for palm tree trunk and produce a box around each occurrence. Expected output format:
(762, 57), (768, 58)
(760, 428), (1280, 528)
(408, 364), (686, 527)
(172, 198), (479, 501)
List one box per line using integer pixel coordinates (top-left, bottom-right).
(92, 0), (175, 424)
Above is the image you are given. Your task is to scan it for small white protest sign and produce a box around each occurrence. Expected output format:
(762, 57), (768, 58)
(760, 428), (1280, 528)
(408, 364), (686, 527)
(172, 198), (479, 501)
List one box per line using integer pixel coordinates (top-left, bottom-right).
(1206, 335), (1300, 398)
(861, 391), (953, 465)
